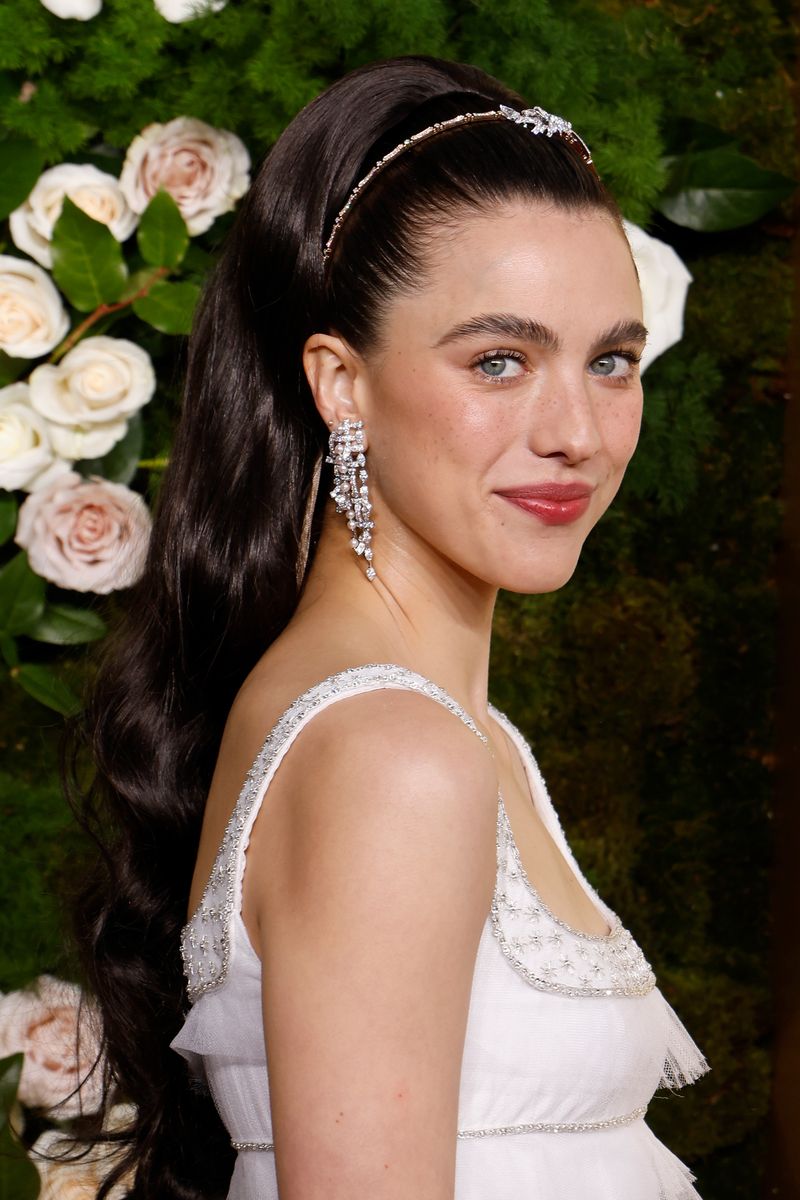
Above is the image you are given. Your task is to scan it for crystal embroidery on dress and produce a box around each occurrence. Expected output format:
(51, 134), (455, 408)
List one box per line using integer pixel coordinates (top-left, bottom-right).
(491, 796), (655, 997)
(180, 663), (489, 1003)
(486, 706), (656, 998)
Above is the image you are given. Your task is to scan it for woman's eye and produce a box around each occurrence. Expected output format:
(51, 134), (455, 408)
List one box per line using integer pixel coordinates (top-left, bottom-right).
(474, 352), (526, 381)
(589, 351), (640, 380)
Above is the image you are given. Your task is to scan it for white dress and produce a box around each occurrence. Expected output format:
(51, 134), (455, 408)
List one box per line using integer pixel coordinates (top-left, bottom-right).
(171, 663), (710, 1199)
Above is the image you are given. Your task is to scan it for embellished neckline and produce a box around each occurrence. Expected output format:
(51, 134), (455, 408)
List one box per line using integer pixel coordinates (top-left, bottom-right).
(497, 796), (618, 943)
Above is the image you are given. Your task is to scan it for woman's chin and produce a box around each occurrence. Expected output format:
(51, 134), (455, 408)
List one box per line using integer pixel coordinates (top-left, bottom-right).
(492, 554), (583, 596)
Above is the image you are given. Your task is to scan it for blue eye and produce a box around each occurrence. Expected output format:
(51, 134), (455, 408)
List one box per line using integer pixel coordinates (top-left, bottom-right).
(590, 351), (640, 379)
(474, 351), (526, 380)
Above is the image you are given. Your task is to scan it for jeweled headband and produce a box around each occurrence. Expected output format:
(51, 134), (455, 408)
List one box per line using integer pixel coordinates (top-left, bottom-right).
(322, 104), (596, 264)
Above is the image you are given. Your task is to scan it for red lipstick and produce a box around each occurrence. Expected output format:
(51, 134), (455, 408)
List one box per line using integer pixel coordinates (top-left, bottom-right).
(496, 483), (593, 526)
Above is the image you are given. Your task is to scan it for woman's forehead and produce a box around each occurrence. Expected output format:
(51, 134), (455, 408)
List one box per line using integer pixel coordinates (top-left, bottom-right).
(385, 203), (642, 341)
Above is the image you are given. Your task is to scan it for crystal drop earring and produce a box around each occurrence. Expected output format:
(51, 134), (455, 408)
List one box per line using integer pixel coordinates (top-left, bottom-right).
(325, 417), (376, 581)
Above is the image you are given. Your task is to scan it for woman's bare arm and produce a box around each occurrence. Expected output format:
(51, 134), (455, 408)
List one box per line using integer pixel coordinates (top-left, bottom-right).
(251, 689), (498, 1199)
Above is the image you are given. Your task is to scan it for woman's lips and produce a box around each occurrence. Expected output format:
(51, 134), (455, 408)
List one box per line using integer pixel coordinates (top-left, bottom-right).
(496, 484), (593, 526)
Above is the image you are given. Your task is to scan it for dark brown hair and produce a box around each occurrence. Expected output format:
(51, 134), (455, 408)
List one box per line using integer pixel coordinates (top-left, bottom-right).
(63, 54), (622, 1199)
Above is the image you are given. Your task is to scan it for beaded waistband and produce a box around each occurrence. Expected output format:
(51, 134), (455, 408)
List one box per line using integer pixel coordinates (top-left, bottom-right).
(231, 1103), (648, 1151)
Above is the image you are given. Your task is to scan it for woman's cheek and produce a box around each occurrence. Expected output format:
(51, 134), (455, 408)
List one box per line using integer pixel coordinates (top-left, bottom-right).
(607, 393), (644, 468)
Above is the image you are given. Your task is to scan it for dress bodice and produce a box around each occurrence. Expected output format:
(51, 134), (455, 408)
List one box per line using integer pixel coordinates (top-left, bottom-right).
(170, 663), (709, 1199)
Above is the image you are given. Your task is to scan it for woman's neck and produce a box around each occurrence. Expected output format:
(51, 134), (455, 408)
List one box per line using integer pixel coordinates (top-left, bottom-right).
(291, 503), (498, 724)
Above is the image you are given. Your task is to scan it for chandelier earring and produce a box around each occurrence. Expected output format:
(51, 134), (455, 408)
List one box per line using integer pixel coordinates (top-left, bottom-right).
(325, 417), (376, 581)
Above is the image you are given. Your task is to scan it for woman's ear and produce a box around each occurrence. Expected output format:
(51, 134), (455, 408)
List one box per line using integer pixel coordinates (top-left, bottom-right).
(302, 333), (364, 433)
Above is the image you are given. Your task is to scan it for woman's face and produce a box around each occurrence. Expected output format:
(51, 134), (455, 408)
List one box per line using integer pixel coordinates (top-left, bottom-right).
(352, 199), (646, 595)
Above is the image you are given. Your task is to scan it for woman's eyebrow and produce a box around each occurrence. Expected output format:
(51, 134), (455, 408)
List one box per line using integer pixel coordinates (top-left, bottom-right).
(432, 312), (648, 353)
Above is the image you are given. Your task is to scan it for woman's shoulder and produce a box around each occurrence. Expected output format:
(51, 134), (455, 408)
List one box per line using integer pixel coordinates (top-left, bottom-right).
(231, 655), (493, 782)
(234, 660), (494, 795)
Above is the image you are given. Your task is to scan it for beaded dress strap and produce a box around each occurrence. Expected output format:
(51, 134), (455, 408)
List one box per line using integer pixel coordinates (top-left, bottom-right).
(180, 663), (489, 1003)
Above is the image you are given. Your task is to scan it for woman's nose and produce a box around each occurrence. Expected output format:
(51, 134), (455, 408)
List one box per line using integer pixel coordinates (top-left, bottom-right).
(526, 370), (604, 464)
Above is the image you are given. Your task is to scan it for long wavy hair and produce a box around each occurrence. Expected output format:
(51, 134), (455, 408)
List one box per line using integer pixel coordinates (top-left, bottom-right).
(62, 55), (624, 1199)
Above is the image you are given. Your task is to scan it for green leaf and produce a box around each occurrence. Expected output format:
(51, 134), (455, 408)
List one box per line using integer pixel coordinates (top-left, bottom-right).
(51, 196), (129, 312)
(0, 552), (46, 636)
(24, 602), (107, 645)
(15, 663), (81, 716)
(661, 117), (737, 156)
(657, 146), (797, 231)
(0, 1055), (23, 1133)
(0, 493), (18, 545)
(0, 632), (18, 667)
(0, 1134), (40, 1200)
(137, 189), (189, 269)
(133, 280), (200, 335)
(0, 1055), (40, 1200)
(0, 137), (44, 221)
(118, 267), (163, 303)
(75, 412), (144, 485)
(0, 353), (28, 387)
(182, 242), (215, 278)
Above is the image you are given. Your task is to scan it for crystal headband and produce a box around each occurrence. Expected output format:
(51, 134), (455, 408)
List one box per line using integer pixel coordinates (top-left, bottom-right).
(322, 104), (595, 264)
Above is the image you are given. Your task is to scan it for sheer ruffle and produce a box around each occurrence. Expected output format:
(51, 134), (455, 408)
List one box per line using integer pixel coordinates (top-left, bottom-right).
(658, 992), (710, 1091)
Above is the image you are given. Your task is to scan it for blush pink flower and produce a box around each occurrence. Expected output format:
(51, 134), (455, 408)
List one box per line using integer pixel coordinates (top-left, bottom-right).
(119, 116), (250, 235)
(0, 976), (104, 1117)
(30, 1104), (136, 1199)
(15, 470), (151, 593)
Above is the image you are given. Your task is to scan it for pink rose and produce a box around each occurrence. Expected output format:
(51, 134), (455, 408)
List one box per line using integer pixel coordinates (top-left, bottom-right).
(15, 470), (152, 593)
(30, 1105), (136, 1199)
(0, 976), (104, 1117)
(119, 116), (250, 235)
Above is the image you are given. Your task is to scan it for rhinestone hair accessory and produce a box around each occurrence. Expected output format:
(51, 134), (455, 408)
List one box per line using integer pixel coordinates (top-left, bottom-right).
(325, 418), (376, 580)
(322, 104), (595, 264)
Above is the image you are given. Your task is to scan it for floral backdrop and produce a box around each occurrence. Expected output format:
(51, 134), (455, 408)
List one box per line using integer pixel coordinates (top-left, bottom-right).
(0, 0), (795, 1196)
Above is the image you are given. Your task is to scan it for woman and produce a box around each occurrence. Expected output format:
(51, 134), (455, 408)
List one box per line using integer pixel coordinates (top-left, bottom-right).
(68, 54), (709, 1200)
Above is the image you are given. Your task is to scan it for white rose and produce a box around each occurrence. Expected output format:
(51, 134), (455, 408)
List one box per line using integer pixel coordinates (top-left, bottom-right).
(15, 470), (152, 593)
(10, 164), (138, 269)
(0, 256), (69, 359)
(153, 0), (226, 20)
(39, 0), (102, 18)
(29, 336), (156, 460)
(119, 116), (250, 235)
(0, 382), (61, 492)
(0, 976), (104, 1117)
(622, 220), (693, 373)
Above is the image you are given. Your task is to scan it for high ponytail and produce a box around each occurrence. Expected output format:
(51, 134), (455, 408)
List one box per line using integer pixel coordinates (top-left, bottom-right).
(63, 55), (622, 1199)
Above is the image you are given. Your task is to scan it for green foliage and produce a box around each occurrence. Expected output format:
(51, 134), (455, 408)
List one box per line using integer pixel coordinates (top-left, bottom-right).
(132, 278), (199, 334)
(25, 602), (107, 645)
(624, 350), (720, 515)
(0, 552), (45, 637)
(51, 196), (128, 312)
(0, 557), (85, 713)
(0, 1055), (40, 1200)
(0, 662), (90, 991)
(15, 662), (80, 714)
(137, 189), (189, 269)
(0, 494), (17, 545)
(658, 145), (796, 231)
(0, 353), (28, 387)
(0, 136), (43, 220)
